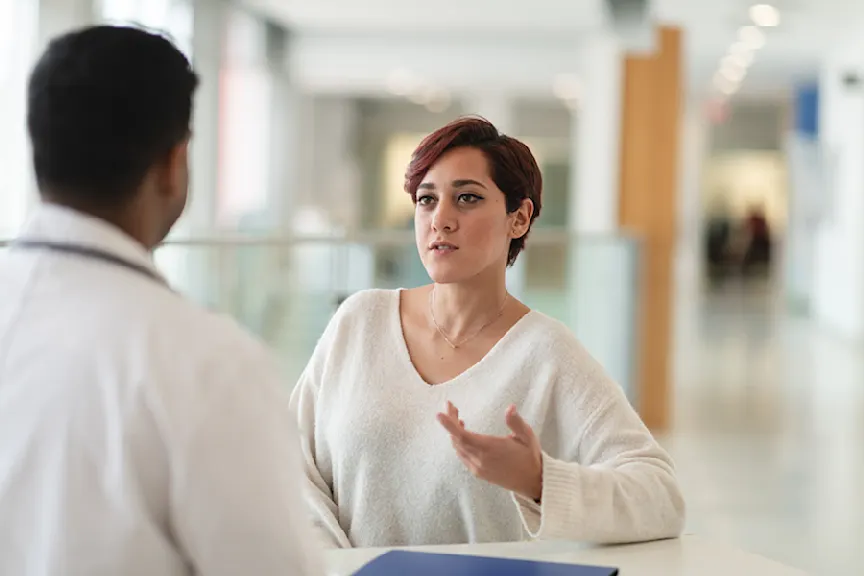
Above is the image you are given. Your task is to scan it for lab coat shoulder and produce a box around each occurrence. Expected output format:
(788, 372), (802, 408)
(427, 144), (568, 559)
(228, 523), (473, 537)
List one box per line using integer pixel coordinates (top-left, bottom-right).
(135, 289), (290, 441)
(133, 292), (325, 575)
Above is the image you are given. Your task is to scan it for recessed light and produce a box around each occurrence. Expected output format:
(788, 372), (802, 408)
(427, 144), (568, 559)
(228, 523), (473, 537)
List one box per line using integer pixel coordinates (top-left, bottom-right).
(386, 69), (416, 96)
(552, 73), (581, 101)
(738, 25), (766, 49)
(721, 65), (746, 83)
(425, 89), (451, 113)
(750, 4), (780, 27)
(714, 74), (740, 95)
(728, 42), (751, 55)
(719, 82), (740, 96)
(724, 51), (754, 70)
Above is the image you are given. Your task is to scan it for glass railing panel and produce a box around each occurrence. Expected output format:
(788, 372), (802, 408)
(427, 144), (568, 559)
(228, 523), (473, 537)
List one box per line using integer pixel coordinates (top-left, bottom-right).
(2, 232), (642, 403)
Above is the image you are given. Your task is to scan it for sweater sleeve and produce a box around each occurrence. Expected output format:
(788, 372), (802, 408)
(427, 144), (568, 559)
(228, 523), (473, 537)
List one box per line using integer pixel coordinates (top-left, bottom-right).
(288, 319), (353, 549)
(511, 361), (686, 544)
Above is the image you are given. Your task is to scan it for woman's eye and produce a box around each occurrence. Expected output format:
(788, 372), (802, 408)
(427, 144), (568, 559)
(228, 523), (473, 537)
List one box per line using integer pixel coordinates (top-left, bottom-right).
(417, 195), (435, 206)
(458, 193), (481, 204)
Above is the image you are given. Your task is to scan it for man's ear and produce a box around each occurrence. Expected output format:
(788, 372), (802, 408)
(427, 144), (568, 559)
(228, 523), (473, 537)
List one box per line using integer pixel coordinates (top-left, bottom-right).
(159, 138), (190, 196)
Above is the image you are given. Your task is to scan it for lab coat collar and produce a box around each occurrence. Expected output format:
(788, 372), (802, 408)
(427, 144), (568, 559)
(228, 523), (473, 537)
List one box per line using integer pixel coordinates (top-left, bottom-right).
(17, 203), (165, 282)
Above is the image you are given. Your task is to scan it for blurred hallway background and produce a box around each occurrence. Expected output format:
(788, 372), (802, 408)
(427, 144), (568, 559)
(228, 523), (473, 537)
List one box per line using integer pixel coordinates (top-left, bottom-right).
(668, 261), (864, 574)
(3, 0), (864, 573)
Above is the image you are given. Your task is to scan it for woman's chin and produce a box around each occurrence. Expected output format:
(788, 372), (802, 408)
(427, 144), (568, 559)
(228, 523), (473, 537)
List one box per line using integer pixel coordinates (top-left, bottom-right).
(424, 262), (469, 285)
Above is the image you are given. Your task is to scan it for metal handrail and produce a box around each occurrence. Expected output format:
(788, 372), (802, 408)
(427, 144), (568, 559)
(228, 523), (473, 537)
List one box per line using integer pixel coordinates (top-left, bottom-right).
(0, 228), (641, 248)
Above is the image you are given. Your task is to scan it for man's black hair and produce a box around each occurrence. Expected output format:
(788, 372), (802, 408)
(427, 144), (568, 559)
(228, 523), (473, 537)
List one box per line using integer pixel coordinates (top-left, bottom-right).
(27, 25), (199, 208)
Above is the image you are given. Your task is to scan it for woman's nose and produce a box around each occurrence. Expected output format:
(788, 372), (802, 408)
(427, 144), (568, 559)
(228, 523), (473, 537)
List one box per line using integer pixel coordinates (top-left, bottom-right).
(432, 203), (456, 232)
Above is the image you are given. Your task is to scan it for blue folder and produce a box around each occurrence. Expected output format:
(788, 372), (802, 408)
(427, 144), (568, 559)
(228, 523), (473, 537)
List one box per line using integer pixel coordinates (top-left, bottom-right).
(352, 550), (619, 576)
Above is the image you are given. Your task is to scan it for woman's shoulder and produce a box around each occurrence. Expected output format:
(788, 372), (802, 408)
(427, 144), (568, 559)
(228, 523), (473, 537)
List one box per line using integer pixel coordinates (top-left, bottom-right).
(337, 288), (396, 313)
(521, 311), (587, 352)
(324, 288), (399, 336)
(306, 288), (398, 365)
(518, 311), (608, 378)
(516, 312), (627, 416)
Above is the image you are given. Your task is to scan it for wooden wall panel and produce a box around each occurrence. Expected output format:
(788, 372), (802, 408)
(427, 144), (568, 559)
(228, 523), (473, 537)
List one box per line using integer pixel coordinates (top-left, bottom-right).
(618, 26), (683, 431)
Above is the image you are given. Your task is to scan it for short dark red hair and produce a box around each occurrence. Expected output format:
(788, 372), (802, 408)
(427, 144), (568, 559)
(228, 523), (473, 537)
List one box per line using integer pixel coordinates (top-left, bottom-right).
(404, 116), (543, 266)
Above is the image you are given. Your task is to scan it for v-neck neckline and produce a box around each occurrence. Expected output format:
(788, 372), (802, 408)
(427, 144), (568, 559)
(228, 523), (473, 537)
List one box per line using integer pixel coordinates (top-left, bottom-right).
(390, 288), (536, 388)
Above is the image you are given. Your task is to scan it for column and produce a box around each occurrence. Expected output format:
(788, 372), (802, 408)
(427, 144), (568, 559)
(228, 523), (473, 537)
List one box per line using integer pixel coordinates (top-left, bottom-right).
(266, 25), (300, 232)
(675, 97), (709, 298)
(811, 35), (864, 340)
(0, 0), (39, 238)
(165, 0), (225, 306)
(571, 31), (622, 235)
(463, 94), (527, 298)
(567, 32), (636, 402)
(617, 26), (683, 430)
(181, 0), (224, 237)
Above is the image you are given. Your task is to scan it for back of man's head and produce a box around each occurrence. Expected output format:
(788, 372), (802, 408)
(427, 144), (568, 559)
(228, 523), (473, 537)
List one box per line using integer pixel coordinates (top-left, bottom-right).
(27, 25), (198, 220)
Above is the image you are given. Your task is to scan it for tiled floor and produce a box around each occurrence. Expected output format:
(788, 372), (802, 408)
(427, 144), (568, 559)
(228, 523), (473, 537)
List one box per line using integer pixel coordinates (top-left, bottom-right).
(663, 266), (864, 574)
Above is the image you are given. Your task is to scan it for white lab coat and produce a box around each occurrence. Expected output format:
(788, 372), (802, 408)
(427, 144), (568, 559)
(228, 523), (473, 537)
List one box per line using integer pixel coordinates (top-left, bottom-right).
(0, 204), (322, 576)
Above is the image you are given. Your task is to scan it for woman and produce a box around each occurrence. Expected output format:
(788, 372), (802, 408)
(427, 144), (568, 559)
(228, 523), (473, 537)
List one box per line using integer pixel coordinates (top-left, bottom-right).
(289, 117), (685, 549)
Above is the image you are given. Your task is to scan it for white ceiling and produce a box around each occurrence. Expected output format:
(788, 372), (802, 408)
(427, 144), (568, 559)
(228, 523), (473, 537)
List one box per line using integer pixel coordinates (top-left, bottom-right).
(241, 0), (605, 32)
(656, 0), (854, 96)
(241, 0), (864, 98)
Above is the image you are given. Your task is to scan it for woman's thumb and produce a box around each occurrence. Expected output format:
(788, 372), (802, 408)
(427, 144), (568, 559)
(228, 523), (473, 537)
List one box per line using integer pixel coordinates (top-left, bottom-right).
(505, 405), (532, 440)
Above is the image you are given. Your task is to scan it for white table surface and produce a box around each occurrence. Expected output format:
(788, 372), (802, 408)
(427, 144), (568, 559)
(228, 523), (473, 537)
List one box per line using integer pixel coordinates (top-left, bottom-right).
(324, 534), (808, 576)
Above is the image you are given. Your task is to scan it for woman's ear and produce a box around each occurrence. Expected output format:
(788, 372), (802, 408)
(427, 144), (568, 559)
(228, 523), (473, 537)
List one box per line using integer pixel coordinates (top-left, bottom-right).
(510, 198), (534, 239)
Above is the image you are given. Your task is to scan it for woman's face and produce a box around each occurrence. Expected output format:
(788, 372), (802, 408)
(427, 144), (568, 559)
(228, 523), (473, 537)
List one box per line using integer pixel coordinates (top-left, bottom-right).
(414, 146), (532, 284)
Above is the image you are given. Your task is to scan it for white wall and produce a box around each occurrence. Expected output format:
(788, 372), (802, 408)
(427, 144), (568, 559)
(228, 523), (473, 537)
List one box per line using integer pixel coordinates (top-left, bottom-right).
(784, 133), (824, 311)
(812, 37), (864, 340)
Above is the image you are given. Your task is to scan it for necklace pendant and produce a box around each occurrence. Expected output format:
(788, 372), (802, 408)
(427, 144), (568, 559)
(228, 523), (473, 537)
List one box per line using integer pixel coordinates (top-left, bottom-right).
(429, 286), (508, 352)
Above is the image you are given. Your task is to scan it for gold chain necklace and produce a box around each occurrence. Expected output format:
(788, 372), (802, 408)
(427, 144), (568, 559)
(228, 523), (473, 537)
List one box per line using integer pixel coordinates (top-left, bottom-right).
(428, 286), (508, 349)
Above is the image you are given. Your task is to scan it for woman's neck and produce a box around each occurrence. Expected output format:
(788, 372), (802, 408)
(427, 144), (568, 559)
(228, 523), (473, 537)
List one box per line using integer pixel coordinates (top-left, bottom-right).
(429, 273), (509, 341)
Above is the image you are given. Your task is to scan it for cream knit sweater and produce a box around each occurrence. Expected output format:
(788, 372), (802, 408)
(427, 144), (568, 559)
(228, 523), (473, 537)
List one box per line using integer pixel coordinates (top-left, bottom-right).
(289, 289), (685, 548)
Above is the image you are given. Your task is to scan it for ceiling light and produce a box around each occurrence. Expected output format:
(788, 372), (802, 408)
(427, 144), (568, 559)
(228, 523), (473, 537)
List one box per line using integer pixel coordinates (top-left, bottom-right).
(739, 25), (766, 49)
(552, 73), (581, 101)
(729, 42), (752, 55)
(721, 65), (746, 83)
(408, 87), (432, 105)
(726, 50), (754, 68)
(714, 74), (740, 95)
(425, 89), (451, 113)
(719, 81), (740, 96)
(723, 51), (753, 71)
(386, 69), (417, 96)
(750, 4), (780, 27)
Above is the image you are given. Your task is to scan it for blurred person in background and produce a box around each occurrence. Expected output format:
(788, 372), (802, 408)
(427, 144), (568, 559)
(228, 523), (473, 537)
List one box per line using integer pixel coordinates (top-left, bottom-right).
(290, 117), (685, 549)
(0, 26), (321, 576)
(741, 203), (772, 277)
(704, 195), (733, 286)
